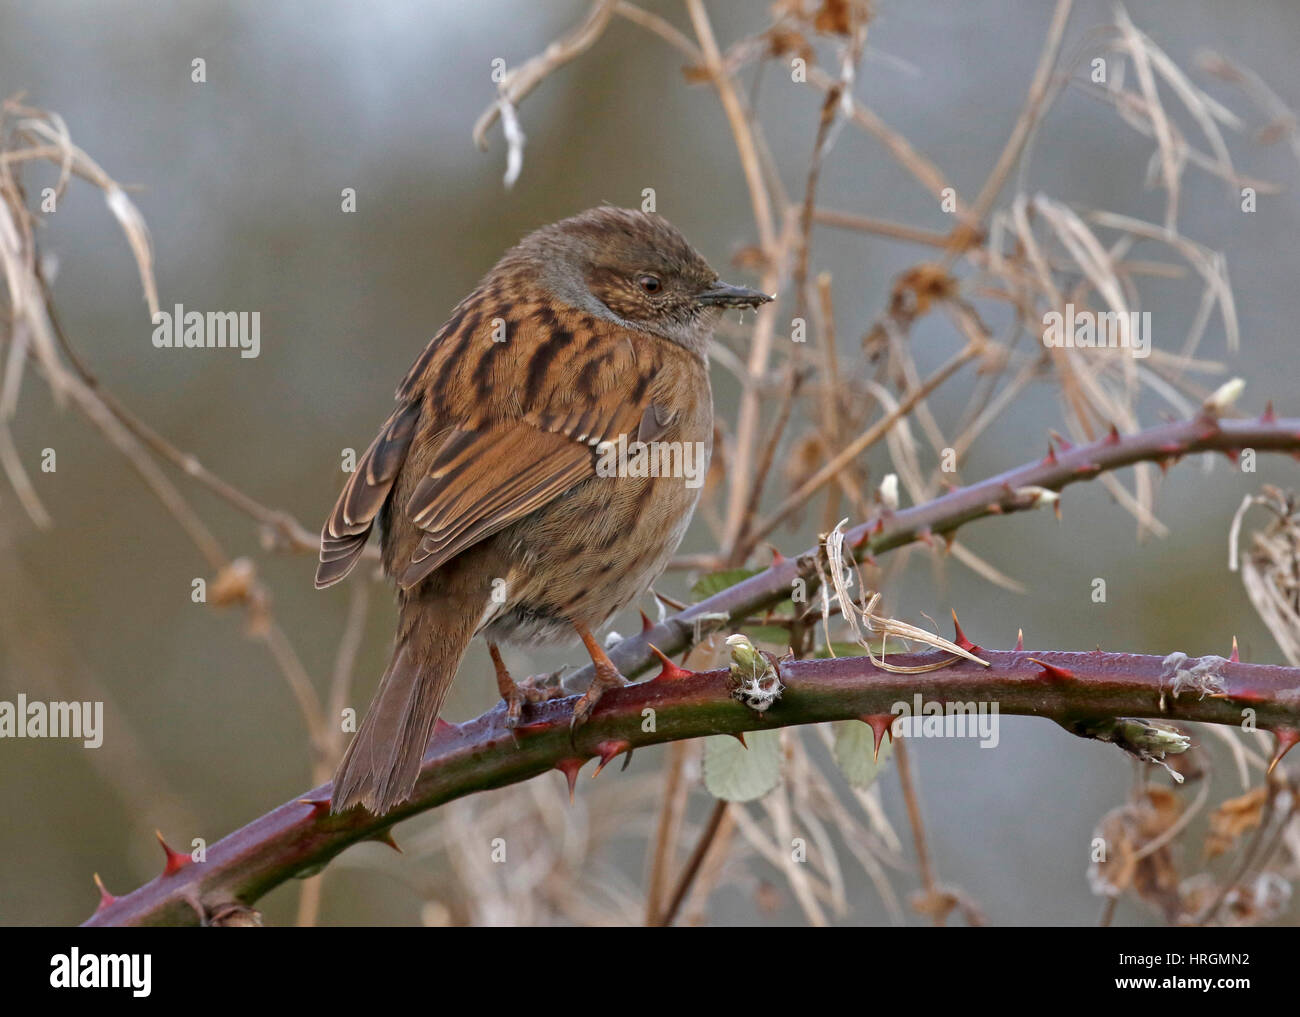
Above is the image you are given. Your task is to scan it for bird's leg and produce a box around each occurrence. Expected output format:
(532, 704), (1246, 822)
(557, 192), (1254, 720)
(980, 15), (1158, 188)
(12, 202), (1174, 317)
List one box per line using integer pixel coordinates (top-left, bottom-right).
(488, 641), (525, 728)
(570, 621), (628, 729)
(488, 642), (564, 728)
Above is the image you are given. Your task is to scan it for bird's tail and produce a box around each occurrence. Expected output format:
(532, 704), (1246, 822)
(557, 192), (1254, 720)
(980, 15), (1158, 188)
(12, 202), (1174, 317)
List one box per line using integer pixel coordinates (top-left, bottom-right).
(330, 592), (481, 815)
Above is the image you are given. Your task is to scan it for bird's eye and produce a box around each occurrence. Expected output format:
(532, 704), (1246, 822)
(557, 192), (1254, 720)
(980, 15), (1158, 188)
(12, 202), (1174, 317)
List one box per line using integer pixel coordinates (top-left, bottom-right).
(637, 274), (661, 294)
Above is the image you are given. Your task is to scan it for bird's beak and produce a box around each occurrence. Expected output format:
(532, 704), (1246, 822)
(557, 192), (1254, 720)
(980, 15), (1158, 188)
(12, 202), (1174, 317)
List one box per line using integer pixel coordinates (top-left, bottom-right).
(696, 281), (773, 308)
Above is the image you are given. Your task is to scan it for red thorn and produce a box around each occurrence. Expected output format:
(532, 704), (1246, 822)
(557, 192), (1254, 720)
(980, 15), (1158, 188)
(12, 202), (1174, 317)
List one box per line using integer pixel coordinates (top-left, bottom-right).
(1050, 430), (1073, 451)
(639, 609), (654, 633)
(731, 731), (748, 748)
(871, 517), (885, 535)
(298, 796), (331, 818)
(1042, 443), (1058, 466)
(513, 718), (555, 735)
(1104, 423), (1121, 445)
(156, 830), (190, 876)
(986, 502), (1004, 515)
(1156, 442), (1184, 455)
(950, 609), (977, 652)
(860, 714), (895, 761)
(648, 642), (693, 683)
(1028, 658), (1076, 682)
(1015, 629), (1024, 651)
(555, 757), (586, 801)
(1230, 635), (1240, 663)
(1073, 462), (1102, 476)
(93, 873), (116, 912)
(770, 545), (786, 565)
(434, 716), (457, 737)
(1261, 401), (1276, 424)
(1220, 447), (1240, 465)
(369, 829), (402, 853)
(1196, 424), (1219, 443)
(1267, 728), (1299, 774)
(592, 739), (631, 777)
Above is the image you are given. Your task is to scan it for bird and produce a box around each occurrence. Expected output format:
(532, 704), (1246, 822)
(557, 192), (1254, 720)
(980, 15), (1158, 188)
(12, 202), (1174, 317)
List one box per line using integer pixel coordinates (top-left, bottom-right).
(315, 206), (771, 816)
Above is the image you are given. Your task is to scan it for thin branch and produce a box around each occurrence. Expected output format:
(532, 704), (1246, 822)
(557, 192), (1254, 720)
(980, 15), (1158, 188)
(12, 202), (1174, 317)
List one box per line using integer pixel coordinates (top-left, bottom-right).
(658, 799), (728, 926)
(812, 207), (956, 249)
(740, 339), (982, 553)
(84, 645), (1300, 926)
(643, 740), (690, 925)
(471, 0), (618, 152)
(892, 738), (942, 924)
(37, 245), (356, 560)
(967, 0), (1074, 224)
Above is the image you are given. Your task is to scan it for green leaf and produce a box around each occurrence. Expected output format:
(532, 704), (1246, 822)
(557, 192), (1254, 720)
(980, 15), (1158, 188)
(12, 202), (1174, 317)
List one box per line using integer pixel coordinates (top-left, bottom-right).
(691, 567), (761, 600)
(832, 719), (893, 788)
(765, 597), (797, 618)
(703, 729), (782, 802)
(745, 625), (794, 649)
(691, 568), (798, 617)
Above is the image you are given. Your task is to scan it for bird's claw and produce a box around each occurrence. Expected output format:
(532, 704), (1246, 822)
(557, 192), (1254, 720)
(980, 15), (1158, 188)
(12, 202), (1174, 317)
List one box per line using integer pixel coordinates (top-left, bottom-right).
(568, 666), (627, 740)
(501, 669), (566, 731)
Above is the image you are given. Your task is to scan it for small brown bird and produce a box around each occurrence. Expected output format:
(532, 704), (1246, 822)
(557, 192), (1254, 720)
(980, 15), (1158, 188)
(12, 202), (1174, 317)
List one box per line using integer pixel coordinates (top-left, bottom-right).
(316, 207), (769, 815)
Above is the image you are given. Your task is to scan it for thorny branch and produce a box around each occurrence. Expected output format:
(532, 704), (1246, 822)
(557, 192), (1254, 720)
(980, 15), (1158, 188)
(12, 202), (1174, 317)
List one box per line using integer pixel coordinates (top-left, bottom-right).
(84, 643), (1300, 926)
(81, 412), (1300, 925)
(591, 412), (1300, 693)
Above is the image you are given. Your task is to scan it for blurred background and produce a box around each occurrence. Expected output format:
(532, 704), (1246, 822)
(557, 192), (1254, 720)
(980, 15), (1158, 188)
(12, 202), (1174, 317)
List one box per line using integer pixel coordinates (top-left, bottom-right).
(2, 0), (1298, 926)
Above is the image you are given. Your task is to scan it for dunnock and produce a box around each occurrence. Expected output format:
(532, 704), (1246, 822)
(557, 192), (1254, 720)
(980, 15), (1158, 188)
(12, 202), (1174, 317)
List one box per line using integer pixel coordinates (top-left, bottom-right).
(316, 207), (769, 815)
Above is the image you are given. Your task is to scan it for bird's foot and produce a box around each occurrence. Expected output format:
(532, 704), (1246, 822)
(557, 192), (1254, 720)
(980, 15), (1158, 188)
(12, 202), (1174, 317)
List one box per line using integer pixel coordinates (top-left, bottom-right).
(569, 620), (629, 735)
(569, 662), (627, 732)
(489, 642), (565, 730)
(502, 671), (567, 729)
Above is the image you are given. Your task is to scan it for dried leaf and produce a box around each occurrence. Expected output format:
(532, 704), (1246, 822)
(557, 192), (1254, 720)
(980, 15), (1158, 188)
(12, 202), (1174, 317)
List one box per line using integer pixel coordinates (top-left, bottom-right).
(813, 0), (870, 36)
(210, 557), (256, 607)
(1088, 786), (1184, 920)
(1204, 787), (1268, 860)
(889, 263), (958, 319)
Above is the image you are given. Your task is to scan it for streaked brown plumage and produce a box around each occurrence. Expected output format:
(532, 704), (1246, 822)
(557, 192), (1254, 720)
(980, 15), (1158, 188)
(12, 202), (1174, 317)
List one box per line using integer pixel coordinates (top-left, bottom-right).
(316, 207), (769, 815)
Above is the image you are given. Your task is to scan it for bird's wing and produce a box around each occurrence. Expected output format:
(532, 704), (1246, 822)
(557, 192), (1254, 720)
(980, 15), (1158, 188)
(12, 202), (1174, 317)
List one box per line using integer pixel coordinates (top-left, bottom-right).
(315, 399), (422, 588)
(317, 285), (690, 592)
(395, 392), (664, 590)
